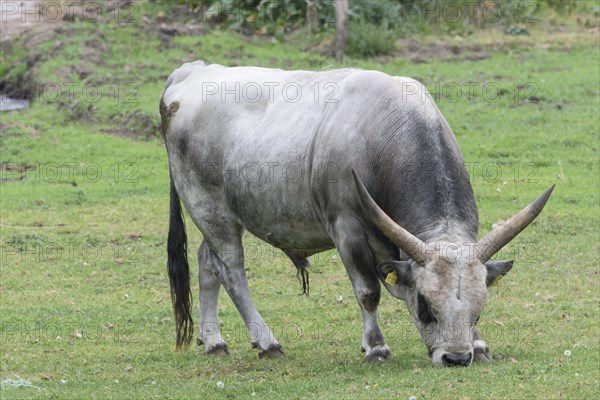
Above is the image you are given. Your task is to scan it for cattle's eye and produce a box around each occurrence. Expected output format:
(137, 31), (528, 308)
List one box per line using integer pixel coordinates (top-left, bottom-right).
(417, 293), (437, 324)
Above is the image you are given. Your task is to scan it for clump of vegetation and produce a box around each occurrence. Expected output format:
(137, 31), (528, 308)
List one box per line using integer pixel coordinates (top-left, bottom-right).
(165, 0), (336, 34)
(505, 24), (530, 35)
(155, 0), (595, 57)
(346, 19), (397, 57)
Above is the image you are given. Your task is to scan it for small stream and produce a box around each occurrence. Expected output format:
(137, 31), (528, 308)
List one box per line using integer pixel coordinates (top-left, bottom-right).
(0, 95), (30, 112)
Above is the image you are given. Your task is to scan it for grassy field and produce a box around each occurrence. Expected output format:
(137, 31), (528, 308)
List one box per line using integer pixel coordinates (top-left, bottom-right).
(1, 3), (599, 399)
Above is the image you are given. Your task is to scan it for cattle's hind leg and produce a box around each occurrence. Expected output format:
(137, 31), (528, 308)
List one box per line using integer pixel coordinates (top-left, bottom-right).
(204, 228), (284, 359)
(197, 240), (229, 355)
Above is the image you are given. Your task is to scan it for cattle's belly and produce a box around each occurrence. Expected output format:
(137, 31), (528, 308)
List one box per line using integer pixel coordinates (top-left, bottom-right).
(243, 218), (334, 255)
(223, 176), (334, 253)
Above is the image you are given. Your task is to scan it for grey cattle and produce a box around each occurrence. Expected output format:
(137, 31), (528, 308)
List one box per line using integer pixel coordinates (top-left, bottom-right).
(160, 61), (554, 366)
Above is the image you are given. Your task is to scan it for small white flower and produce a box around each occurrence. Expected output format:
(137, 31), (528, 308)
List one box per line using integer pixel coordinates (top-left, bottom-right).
(124, 294), (129, 298)
(409, 396), (417, 400)
(60, 379), (66, 384)
(56, 336), (61, 340)
(564, 350), (571, 356)
(216, 381), (224, 389)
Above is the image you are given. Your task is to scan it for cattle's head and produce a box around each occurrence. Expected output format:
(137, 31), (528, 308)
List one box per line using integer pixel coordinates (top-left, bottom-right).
(352, 170), (554, 367)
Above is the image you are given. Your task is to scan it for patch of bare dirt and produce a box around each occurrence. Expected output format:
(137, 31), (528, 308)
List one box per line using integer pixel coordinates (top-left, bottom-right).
(99, 110), (160, 140)
(0, 1), (60, 45)
(136, 2), (208, 47)
(141, 17), (206, 47)
(158, 22), (206, 42)
(378, 38), (491, 64)
(123, 232), (142, 240)
(0, 122), (39, 138)
(0, 162), (36, 172)
(53, 63), (94, 82)
(0, 1), (64, 98)
(0, 161), (36, 182)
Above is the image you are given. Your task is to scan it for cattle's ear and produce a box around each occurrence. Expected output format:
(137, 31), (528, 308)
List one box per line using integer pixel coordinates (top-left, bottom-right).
(485, 260), (514, 287)
(377, 261), (414, 286)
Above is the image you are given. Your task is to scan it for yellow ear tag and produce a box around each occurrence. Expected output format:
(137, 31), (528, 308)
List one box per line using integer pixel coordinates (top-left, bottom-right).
(385, 271), (398, 285)
(490, 274), (504, 287)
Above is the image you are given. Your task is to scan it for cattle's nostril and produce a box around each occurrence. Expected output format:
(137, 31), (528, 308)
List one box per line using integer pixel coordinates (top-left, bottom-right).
(442, 352), (472, 367)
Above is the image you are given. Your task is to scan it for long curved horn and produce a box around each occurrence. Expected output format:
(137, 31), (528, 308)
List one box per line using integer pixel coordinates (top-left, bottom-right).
(477, 184), (555, 262)
(351, 169), (429, 266)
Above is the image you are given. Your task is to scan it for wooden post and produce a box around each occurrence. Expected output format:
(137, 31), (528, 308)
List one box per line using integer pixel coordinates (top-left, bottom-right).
(306, 0), (319, 33)
(332, 0), (348, 59)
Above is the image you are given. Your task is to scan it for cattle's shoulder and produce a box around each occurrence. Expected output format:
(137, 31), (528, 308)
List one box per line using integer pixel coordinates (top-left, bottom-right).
(336, 71), (424, 95)
(335, 72), (435, 114)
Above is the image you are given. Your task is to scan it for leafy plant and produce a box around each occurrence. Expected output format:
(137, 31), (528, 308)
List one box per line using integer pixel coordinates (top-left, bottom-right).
(346, 19), (396, 57)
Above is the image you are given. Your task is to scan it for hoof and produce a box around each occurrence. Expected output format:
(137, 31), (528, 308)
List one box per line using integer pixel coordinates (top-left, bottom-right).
(365, 345), (391, 364)
(197, 337), (203, 346)
(205, 343), (229, 356)
(473, 346), (493, 362)
(473, 340), (493, 362)
(258, 344), (285, 359)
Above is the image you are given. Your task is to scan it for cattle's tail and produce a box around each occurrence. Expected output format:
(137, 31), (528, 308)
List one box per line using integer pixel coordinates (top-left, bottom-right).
(167, 174), (194, 350)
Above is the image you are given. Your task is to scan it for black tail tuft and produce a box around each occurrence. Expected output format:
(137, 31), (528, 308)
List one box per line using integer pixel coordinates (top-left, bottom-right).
(290, 257), (310, 296)
(167, 175), (193, 350)
(297, 267), (310, 296)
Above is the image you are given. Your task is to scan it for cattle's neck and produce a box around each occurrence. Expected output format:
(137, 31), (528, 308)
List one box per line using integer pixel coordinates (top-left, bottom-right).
(362, 95), (480, 242)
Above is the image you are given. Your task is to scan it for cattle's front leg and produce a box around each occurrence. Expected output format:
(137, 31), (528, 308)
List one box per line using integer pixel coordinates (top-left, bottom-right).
(473, 327), (493, 362)
(333, 220), (391, 363)
(356, 288), (390, 364)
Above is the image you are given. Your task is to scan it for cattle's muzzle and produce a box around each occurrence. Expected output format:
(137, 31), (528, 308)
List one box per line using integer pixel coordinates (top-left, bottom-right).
(442, 351), (473, 367)
(430, 347), (474, 367)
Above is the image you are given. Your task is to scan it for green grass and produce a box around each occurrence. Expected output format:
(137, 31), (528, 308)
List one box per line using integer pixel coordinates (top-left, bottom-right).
(1, 4), (599, 399)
